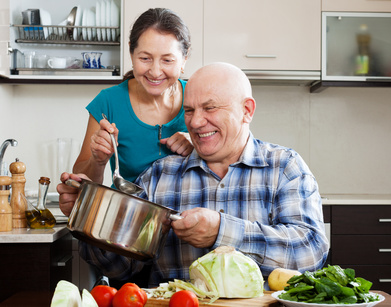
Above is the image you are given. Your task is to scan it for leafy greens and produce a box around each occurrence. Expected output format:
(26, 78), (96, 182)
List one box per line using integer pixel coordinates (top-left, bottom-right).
(279, 265), (381, 304)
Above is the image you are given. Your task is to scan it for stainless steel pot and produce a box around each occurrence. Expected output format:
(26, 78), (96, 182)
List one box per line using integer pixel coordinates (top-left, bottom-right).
(66, 179), (181, 261)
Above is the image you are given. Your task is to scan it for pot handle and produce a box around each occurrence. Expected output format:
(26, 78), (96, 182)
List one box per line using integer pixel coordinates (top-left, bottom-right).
(169, 214), (183, 221)
(65, 179), (81, 189)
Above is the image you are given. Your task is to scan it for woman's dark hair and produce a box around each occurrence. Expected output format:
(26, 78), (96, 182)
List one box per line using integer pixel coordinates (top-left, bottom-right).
(123, 8), (191, 81)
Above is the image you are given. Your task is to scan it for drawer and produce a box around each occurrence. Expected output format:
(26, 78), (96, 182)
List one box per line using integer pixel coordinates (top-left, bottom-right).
(332, 205), (391, 235)
(331, 235), (391, 265)
(336, 265), (391, 293)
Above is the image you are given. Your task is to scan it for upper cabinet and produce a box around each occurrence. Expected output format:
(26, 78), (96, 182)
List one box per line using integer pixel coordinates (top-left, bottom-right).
(122, 1), (203, 80)
(322, 0), (391, 12)
(1, 0), (123, 82)
(204, 0), (321, 81)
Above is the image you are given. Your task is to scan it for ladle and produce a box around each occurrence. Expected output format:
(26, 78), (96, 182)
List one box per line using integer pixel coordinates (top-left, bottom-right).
(102, 114), (144, 194)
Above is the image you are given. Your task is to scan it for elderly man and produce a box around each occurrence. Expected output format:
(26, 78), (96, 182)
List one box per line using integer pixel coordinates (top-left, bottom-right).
(58, 62), (329, 288)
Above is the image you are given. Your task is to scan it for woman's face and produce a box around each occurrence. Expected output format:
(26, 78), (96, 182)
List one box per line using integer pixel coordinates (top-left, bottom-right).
(130, 28), (187, 96)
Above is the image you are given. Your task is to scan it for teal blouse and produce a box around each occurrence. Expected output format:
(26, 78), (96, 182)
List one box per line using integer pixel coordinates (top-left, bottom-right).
(86, 79), (188, 184)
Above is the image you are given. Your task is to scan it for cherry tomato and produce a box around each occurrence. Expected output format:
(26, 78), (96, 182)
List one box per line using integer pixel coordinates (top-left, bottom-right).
(90, 285), (118, 307)
(112, 283), (147, 307)
(169, 290), (199, 307)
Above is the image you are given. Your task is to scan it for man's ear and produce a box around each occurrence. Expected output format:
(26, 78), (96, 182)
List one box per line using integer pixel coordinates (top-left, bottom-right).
(243, 97), (256, 123)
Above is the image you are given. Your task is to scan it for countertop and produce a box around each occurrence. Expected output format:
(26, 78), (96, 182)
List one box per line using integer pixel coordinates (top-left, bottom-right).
(0, 225), (69, 243)
(322, 194), (391, 205)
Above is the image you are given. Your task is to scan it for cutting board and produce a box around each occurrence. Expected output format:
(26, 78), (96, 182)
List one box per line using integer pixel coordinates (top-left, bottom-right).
(145, 291), (280, 307)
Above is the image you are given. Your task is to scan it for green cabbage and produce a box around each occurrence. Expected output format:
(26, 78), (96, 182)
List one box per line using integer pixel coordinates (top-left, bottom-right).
(189, 246), (264, 298)
(50, 280), (98, 307)
(51, 280), (81, 307)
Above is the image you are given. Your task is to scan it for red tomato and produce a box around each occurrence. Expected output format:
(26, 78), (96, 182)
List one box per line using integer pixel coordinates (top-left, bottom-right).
(112, 284), (147, 307)
(90, 285), (118, 307)
(120, 283), (147, 305)
(169, 290), (199, 307)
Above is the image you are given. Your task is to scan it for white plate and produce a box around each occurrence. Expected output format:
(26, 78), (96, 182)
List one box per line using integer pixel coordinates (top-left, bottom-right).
(73, 5), (82, 41)
(100, 0), (106, 41)
(39, 8), (52, 39)
(271, 291), (385, 307)
(81, 8), (88, 40)
(86, 9), (96, 40)
(105, 0), (111, 41)
(96, 1), (101, 41)
(110, 0), (119, 41)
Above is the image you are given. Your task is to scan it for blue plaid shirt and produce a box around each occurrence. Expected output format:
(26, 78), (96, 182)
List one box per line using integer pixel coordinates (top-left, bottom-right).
(80, 133), (329, 287)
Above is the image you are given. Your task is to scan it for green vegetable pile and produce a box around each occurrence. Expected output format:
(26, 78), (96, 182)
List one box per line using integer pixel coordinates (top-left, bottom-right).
(279, 265), (381, 304)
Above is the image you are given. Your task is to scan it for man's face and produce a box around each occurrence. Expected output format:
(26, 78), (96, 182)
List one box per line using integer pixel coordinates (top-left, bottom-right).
(184, 77), (249, 164)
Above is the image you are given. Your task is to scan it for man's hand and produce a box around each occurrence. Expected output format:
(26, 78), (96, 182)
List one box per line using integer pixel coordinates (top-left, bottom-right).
(171, 207), (220, 248)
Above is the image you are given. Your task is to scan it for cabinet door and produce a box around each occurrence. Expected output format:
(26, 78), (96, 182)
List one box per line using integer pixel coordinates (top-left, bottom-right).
(204, 0), (321, 71)
(122, 1), (203, 80)
(323, 0), (391, 12)
(0, 1), (10, 77)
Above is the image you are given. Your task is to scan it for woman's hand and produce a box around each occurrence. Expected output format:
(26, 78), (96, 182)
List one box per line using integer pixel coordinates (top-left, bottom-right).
(90, 118), (119, 166)
(57, 172), (90, 216)
(160, 132), (193, 156)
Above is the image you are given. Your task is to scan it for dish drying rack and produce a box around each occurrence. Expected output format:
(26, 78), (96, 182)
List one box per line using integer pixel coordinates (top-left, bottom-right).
(12, 24), (120, 46)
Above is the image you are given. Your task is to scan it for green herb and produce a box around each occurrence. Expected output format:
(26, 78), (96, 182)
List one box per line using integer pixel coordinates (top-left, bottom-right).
(279, 265), (381, 304)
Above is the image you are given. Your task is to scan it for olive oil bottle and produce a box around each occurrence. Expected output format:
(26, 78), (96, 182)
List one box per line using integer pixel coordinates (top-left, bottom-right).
(25, 177), (56, 229)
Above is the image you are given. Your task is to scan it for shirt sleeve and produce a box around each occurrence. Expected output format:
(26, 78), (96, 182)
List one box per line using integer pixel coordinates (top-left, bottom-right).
(213, 156), (329, 276)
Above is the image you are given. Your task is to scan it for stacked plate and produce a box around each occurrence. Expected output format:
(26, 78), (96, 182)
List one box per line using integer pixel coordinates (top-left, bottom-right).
(68, 0), (119, 41)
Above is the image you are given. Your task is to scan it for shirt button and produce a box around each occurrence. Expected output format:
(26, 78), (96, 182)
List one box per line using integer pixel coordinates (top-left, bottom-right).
(220, 209), (224, 213)
(220, 183), (225, 188)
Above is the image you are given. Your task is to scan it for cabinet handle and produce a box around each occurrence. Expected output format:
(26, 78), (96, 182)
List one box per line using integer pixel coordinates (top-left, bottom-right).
(245, 54), (277, 58)
(379, 219), (391, 222)
(379, 279), (391, 283)
(379, 249), (391, 253)
(55, 254), (73, 267)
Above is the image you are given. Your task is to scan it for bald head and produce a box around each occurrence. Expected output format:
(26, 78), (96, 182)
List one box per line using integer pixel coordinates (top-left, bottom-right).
(186, 62), (253, 101)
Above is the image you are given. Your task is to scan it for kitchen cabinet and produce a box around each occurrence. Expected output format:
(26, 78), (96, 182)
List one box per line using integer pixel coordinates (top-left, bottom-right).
(311, 12), (391, 92)
(122, 0), (203, 80)
(0, 228), (72, 302)
(203, 0), (321, 81)
(329, 205), (391, 293)
(0, 0), (123, 82)
(322, 0), (391, 12)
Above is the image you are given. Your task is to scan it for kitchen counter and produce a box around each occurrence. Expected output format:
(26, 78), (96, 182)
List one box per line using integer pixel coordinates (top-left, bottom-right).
(0, 225), (69, 243)
(322, 194), (391, 205)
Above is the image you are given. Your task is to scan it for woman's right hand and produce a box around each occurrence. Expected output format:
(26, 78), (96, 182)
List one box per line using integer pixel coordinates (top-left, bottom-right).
(90, 117), (119, 166)
(57, 172), (90, 216)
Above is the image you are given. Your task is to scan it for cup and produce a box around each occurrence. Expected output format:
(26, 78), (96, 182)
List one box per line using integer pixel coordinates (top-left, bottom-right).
(47, 57), (67, 69)
(24, 51), (35, 68)
(82, 52), (91, 68)
(91, 52), (102, 69)
(35, 54), (48, 68)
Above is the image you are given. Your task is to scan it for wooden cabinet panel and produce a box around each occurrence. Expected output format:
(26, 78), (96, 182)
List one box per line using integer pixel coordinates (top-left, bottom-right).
(204, 0), (321, 71)
(322, 0), (391, 12)
(332, 205), (391, 235)
(331, 235), (391, 265)
(0, 233), (72, 302)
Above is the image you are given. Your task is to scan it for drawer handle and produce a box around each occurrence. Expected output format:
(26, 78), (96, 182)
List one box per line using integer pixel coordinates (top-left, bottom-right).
(379, 249), (391, 253)
(245, 54), (277, 58)
(379, 219), (391, 222)
(379, 279), (391, 283)
(55, 254), (73, 267)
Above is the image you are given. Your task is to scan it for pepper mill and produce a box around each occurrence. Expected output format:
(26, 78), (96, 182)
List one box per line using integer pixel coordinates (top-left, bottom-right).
(9, 158), (27, 228)
(0, 176), (13, 232)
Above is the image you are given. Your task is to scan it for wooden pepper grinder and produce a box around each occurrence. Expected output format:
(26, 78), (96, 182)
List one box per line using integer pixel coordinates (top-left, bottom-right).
(9, 158), (27, 228)
(0, 176), (13, 232)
